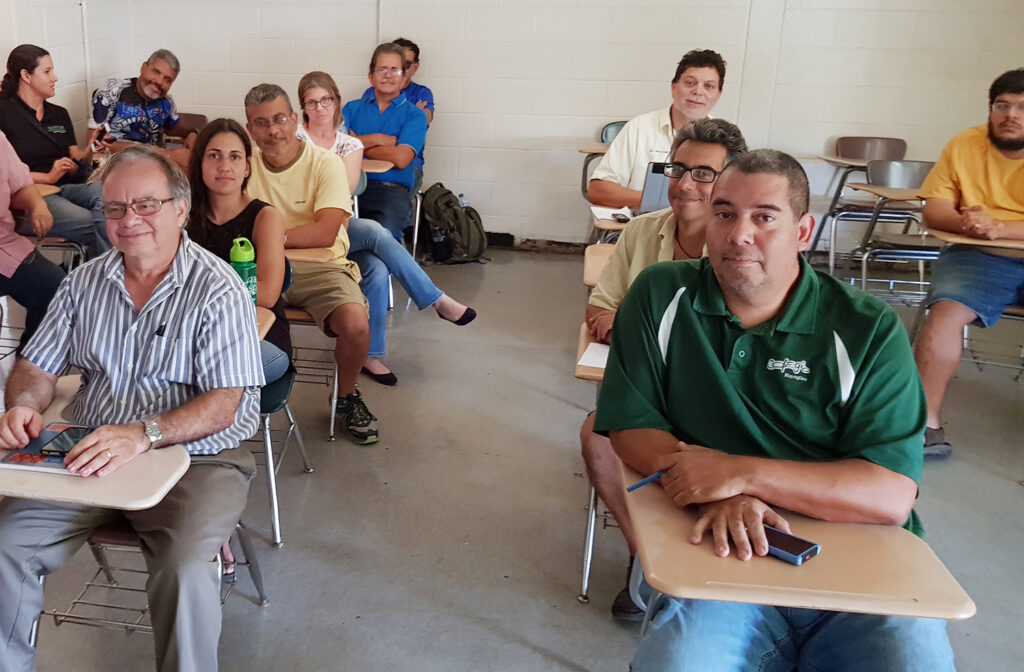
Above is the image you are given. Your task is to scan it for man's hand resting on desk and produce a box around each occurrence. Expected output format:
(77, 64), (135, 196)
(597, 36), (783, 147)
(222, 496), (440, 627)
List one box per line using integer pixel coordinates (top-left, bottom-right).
(65, 423), (150, 478)
(655, 442), (748, 507)
(0, 407), (44, 449)
(586, 309), (615, 343)
(960, 205), (1005, 240)
(691, 495), (791, 561)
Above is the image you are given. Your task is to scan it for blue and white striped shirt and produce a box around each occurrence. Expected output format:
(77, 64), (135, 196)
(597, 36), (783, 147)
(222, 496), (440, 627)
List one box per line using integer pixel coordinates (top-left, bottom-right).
(23, 233), (264, 455)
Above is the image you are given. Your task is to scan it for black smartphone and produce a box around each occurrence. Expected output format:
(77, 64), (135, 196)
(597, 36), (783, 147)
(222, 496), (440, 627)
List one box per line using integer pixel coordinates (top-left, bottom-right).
(763, 525), (821, 566)
(40, 426), (92, 457)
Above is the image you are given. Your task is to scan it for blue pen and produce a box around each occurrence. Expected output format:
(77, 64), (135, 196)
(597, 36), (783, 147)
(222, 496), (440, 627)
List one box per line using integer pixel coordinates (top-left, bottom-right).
(626, 469), (666, 492)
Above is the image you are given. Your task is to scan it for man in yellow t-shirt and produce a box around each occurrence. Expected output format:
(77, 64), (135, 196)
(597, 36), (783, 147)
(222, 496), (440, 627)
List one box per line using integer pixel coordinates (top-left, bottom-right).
(581, 119), (746, 621)
(244, 83), (378, 445)
(915, 68), (1024, 458)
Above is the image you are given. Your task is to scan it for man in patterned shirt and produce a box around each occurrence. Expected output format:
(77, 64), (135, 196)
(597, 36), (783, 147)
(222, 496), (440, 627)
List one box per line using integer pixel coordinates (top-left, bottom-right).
(0, 145), (263, 671)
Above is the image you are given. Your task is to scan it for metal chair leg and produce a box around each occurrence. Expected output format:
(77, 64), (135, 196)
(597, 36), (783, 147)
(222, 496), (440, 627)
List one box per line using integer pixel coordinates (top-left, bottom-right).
(328, 366), (338, 441)
(285, 404), (314, 473)
(262, 415), (283, 548)
(30, 574), (44, 649)
(234, 522), (268, 607)
(88, 542), (118, 585)
(578, 485), (598, 603)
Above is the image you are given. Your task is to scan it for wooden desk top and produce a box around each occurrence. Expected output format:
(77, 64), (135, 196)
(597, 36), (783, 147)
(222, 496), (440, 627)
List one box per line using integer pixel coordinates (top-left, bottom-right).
(583, 243), (615, 288)
(926, 228), (1024, 251)
(578, 141), (609, 156)
(256, 306), (275, 340)
(33, 184), (60, 198)
(846, 183), (923, 202)
(818, 155), (868, 169)
(591, 212), (627, 232)
(623, 465), (975, 620)
(362, 159), (394, 174)
(574, 323), (605, 382)
(0, 376), (190, 510)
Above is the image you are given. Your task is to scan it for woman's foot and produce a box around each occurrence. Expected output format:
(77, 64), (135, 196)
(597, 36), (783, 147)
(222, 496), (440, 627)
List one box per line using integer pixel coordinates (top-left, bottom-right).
(434, 294), (477, 326)
(221, 541), (236, 584)
(361, 357), (398, 386)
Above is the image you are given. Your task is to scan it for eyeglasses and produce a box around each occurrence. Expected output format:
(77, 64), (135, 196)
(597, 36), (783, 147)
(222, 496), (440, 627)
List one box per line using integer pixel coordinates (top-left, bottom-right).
(101, 197), (175, 220)
(302, 96), (336, 112)
(374, 67), (404, 77)
(990, 101), (1024, 115)
(663, 163), (719, 183)
(249, 114), (293, 130)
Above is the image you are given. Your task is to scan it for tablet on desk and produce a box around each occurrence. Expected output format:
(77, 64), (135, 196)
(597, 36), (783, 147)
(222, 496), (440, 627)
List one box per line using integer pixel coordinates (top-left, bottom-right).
(0, 423), (93, 475)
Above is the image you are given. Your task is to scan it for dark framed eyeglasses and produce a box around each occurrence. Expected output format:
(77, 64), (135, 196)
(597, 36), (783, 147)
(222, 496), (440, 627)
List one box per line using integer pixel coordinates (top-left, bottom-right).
(663, 163), (719, 183)
(100, 197), (175, 220)
(302, 96), (336, 112)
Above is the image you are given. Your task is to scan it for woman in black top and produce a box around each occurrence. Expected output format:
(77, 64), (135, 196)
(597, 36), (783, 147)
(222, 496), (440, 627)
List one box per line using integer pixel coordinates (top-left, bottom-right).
(186, 118), (291, 383)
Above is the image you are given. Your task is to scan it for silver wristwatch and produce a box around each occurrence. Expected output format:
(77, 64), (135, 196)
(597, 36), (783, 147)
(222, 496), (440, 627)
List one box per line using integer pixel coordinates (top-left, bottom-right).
(143, 417), (163, 448)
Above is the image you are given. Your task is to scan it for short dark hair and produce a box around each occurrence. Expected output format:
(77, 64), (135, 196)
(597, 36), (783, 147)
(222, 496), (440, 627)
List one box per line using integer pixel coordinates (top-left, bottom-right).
(392, 38), (420, 64)
(146, 48), (180, 74)
(721, 149), (809, 218)
(187, 118), (252, 226)
(669, 119), (747, 164)
(989, 68), (1024, 106)
(672, 49), (726, 89)
(1, 44), (49, 99)
(244, 83), (292, 113)
(369, 43), (406, 74)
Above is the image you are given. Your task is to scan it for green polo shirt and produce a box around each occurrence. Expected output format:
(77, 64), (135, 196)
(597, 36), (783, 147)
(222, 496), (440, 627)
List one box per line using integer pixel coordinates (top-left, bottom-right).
(594, 257), (926, 536)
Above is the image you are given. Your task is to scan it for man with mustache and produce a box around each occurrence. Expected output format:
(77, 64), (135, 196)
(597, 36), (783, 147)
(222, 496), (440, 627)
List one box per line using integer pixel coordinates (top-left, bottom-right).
(588, 49), (725, 210)
(596, 150), (953, 670)
(90, 49), (201, 168)
(913, 68), (1024, 458)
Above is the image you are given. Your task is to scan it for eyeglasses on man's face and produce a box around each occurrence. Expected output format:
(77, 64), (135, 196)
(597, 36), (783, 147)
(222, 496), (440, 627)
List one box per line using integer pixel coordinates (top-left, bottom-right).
(990, 101), (1024, 115)
(374, 67), (404, 77)
(663, 163), (719, 183)
(302, 96), (335, 112)
(101, 197), (175, 219)
(249, 114), (293, 130)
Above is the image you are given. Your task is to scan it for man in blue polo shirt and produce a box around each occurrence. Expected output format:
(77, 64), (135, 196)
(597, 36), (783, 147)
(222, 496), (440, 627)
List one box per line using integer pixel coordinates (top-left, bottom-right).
(344, 42), (428, 241)
(596, 150), (954, 671)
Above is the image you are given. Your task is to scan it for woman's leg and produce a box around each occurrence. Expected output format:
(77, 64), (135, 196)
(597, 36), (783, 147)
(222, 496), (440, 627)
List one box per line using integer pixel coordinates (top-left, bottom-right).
(59, 182), (111, 255)
(350, 249), (389, 358)
(259, 340), (290, 384)
(347, 217), (442, 309)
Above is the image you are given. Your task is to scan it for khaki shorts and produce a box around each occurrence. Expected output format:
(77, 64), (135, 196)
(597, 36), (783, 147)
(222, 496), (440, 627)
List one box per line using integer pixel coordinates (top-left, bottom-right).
(283, 260), (368, 334)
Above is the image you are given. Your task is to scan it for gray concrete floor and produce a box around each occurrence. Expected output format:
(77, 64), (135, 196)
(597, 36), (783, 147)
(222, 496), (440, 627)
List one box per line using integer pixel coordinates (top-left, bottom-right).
(22, 249), (1024, 671)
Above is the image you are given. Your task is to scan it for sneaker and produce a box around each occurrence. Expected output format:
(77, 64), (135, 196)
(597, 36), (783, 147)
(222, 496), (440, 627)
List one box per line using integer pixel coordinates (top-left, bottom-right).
(610, 556), (644, 622)
(336, 390), (379, 444)
(924, 426), (952, 458)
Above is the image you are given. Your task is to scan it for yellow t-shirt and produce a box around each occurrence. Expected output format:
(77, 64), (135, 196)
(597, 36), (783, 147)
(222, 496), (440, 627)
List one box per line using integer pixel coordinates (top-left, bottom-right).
(589, 208), (680, 311)
(247, 141), (356, 272)
(921, 124), (1024, 221)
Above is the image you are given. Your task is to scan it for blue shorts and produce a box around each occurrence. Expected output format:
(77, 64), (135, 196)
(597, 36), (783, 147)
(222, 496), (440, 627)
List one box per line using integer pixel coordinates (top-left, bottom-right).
(928, 245), (1024, 327)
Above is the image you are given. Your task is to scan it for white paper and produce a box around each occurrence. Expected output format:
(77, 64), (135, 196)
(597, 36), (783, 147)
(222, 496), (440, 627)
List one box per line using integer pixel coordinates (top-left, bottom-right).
(590, 206), (633, 222)
(577, 342), (610, 370)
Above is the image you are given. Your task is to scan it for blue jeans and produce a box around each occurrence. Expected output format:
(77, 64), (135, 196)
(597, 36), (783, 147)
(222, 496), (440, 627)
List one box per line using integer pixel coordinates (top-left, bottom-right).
(358, 181), (415, 241)
(27, 182), (110, 259)
(0, 251), (65, 351)
(631, 597), (955, 672)
(347, 217), (442, 357)
(260, 340), (289, 384)
(928, 245), (1024, 326)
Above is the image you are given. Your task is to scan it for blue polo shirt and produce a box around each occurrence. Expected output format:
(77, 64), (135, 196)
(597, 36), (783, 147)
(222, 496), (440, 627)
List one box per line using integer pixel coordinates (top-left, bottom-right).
(343, 91), (426, 190)
(362, 81), (435, 115)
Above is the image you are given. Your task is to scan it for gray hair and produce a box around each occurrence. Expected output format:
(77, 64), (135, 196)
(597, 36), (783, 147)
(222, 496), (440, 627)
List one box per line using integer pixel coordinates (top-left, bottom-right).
(244, 83), (292, 112)
(669, 119), (747, 164)
(95, 145), (191, 216)
(722, 149), (810, 217)
(147, 49), (180, 74)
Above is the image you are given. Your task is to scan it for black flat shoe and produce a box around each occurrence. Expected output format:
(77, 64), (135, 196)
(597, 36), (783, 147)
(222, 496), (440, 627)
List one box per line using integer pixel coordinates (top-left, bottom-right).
(440, 307), (477, 326)
(361, 366), (398, 386)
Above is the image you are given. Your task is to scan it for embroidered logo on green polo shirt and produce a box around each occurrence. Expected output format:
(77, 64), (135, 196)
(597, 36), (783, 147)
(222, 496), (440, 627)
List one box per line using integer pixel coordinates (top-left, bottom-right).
(767, 358), (810, 382)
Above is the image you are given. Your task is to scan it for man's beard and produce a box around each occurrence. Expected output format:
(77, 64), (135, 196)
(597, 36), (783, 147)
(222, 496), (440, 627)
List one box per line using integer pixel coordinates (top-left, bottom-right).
(988, 121), (1024, 152)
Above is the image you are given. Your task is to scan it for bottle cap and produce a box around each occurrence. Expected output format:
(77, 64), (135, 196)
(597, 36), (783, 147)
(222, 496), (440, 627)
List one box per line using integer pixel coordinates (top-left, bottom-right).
(230, 237), (255, 263)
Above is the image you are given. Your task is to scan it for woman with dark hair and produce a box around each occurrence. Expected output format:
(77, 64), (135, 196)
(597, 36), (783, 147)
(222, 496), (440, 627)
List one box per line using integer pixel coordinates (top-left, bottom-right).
(0, 44), (110, 258)
(186, 118), (291, 384)
(296, 71), (475, 386)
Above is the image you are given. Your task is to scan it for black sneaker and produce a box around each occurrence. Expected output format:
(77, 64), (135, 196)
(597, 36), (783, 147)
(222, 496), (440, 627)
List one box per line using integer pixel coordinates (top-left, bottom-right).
(336, 390), (379, 444)
(924, 426), (952, 458)
(610, 556), (644, 622)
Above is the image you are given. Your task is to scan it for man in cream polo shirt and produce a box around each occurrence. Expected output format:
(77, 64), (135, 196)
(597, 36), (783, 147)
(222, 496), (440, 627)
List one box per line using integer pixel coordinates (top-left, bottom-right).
(587, 49), (726, 210)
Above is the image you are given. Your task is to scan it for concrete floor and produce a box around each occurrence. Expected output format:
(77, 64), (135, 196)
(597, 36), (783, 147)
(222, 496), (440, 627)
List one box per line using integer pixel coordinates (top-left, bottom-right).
(19, 249), (1024, 671)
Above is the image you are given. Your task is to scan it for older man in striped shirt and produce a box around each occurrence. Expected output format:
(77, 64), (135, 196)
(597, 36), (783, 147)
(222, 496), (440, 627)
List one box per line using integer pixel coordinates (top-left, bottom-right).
(0, 145), (263, 671)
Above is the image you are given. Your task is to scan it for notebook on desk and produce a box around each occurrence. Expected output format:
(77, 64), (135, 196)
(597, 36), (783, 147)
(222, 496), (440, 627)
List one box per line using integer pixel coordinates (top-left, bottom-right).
(638, 162), (671, 215)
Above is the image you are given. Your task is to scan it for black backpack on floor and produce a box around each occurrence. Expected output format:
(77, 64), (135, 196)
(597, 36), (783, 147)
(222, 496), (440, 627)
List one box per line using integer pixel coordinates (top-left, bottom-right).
(419, 182), (487, 264)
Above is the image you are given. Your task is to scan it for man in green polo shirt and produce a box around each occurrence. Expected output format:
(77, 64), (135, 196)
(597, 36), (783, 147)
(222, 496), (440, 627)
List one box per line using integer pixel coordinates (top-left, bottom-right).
(595, 150), (954, 670)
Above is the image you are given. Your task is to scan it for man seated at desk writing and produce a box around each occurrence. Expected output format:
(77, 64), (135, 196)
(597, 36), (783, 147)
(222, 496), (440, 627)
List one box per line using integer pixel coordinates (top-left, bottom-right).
(0, 145), (263, 672)
(595, 150), (954, 671)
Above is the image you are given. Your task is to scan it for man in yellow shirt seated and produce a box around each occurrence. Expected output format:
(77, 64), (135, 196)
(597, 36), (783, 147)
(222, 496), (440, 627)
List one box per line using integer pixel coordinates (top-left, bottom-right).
(581, 118), (747, 620)
(914, 68), (1024, 458)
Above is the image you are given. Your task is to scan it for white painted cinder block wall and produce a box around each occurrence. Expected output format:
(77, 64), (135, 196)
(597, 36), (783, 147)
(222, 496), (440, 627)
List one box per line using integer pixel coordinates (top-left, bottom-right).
(3, 0), (1023, 243)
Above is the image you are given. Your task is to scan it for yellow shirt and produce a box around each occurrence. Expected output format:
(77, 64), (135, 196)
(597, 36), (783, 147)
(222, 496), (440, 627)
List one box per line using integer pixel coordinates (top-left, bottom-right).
(589, 208), (679, 311)
(921, 124), (1024, 221)
(247, 141), (356, 273)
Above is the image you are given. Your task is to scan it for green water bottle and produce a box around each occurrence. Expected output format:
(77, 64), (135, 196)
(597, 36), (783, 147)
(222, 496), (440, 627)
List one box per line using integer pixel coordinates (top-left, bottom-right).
(230, 237), (257, 305)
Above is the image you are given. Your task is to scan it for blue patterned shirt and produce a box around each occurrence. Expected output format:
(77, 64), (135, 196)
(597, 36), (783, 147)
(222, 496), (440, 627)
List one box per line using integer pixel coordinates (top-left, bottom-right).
(90, 78), (179, 145)
(23, 233), (264, 455)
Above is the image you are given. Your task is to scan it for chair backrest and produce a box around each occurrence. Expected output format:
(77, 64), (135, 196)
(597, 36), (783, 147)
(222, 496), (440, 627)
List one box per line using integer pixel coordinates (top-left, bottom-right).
(638, 162), (671, 214)
(835, 137), (907, 162)
(866, 160), (935, 189)
(601, 121), (626, 143)
(282, 257), (293, 293)
(354, 170), (368, 197)
(177, 112), (209, 132)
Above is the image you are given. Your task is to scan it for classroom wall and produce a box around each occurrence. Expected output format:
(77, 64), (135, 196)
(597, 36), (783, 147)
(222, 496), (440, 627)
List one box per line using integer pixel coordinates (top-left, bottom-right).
(3, 0), (1023, 243)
